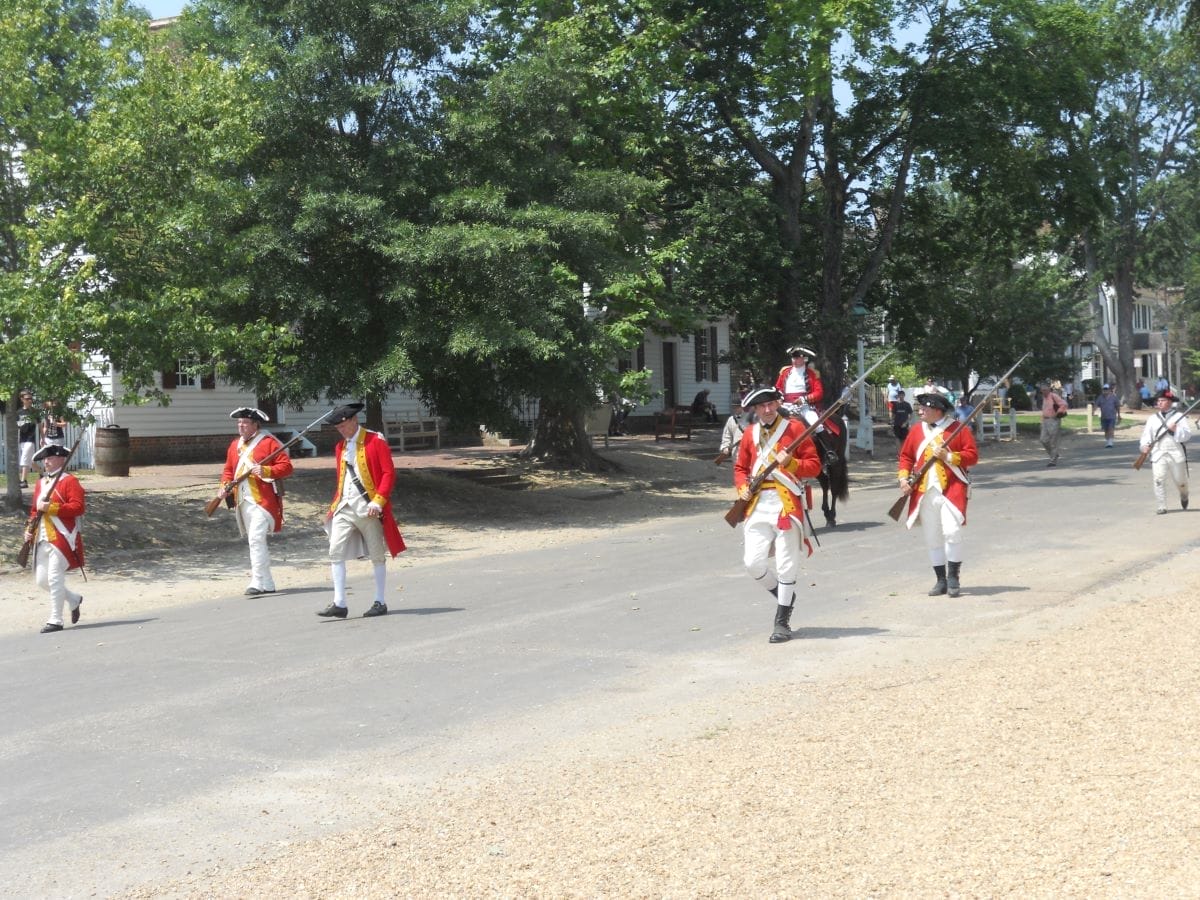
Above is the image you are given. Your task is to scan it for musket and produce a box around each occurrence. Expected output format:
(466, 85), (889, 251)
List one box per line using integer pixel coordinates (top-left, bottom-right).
(724, 350), (895, 528)
(18, 403), (96, 569)
(886, 353), (1030, 522)
(204, 408), (337, 516)
(1132, 396), (1200, 470)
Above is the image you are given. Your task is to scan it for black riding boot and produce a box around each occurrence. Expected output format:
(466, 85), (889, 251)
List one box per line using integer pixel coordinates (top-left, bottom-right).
(947, 561), (962, 597)
(929, 565), (948, 596)
(769, 602), (794, 644)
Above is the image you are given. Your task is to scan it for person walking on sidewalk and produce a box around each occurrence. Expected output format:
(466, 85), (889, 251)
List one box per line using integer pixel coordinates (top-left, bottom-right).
(25, 445), (85, 633)
(714, 401), (747, 466)
(1094, 383), (1121, 448)
(215, 407), (294, 596)
(1039, 380), (1069, 467)
(733, 385), (823, 644)
(317, 404), (406, 620)
(897, 390), (979, 598)
(16, 391), (38, 487)
(1138, 388), (1191, 514)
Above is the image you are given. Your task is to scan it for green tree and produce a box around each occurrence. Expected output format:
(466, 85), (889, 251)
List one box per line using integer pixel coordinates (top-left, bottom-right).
(0, 0), (265, 509)
(885, 186), (1089, 391)
(1064, 0), (1199, 406)
(584, 0), (1108, 392)
(183, 1), (669, 468)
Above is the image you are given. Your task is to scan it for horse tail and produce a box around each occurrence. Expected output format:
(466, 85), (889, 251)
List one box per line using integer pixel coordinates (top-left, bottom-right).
(832, 419), (851, 502)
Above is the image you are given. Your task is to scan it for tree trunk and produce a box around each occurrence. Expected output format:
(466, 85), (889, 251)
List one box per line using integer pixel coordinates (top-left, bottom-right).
(365, 396), (385, 433)
(1113, 259), (1139, 408)
(4, 396), (22, 511)
(1084, 236), (1136, 407)
(520, 401), (612, 471)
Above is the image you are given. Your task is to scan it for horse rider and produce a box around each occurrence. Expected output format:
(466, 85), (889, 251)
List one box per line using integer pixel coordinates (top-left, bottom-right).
(774, 344), (825, 424)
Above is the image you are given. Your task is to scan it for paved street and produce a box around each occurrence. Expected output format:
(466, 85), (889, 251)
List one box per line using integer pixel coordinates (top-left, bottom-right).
(0, 431), (1186, 897)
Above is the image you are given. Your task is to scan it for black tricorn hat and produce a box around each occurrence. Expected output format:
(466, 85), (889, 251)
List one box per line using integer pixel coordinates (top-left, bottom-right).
(328, 403), (365, 424)
(33, 444), (70, 462)
(1156, 388), (1178, 402)
(741, 385), (783, 407)
(916, 391), (953, 413)
(229, 407), (269, 422)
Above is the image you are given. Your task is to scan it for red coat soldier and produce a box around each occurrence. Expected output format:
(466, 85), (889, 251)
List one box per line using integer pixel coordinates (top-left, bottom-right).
(897, 390), (979, 597)
(734, 385), (823, 643)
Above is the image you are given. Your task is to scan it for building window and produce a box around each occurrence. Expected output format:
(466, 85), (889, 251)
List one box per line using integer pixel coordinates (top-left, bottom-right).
(693, 326), (720, 383)
(163, 360), (216, 390)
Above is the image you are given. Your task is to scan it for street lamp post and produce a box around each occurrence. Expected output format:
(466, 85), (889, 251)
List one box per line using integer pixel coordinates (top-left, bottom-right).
(1162, 327), (1170, 389)
(852, 305), (873, 455)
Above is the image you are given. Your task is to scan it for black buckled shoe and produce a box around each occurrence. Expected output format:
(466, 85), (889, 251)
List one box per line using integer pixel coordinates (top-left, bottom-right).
(362, 601), (388, 618)
(71, 599), (82, 625)
(40, 623), (63, 633)
(316, 603), (348, 619)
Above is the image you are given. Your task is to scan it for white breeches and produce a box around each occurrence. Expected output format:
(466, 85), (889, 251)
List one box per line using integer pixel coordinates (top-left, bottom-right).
(36, 542), (81, 626)
(240, 501), (276, 591)
(1151, 452), (1188, 509)
(743, 489), (802, 605)
(917, 490), (964, 566)
(328, 506), (387, 565)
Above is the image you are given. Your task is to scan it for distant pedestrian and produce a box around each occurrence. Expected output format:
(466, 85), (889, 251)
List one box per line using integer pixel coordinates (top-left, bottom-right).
(1094, 384), (1121, 448)
(1039, 381), (1068, 467)
(892, 391), (913, 440)
(40, 399), (66, 447)
(1138, 380), (1151, 404)
(955, 395), (975, 426)
(886, 376), (901, 415)
(714, 402), (747, 466)
(1156, 375), (1169, 393)
(1138, 389), (1190, 514)
(16, 391), (38, 487)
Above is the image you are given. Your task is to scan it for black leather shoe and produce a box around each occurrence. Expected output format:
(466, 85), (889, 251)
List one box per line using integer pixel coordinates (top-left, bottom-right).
(316, 603), (348, 619)
(244, 587), (275, 596)
(40, 623), (63, 633)
(71, 599), (82, 625)
(362, 601), (388, 618)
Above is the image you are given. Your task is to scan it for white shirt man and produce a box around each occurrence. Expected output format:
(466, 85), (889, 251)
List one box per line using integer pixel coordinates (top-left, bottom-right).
(1138, 389), (1191, 514)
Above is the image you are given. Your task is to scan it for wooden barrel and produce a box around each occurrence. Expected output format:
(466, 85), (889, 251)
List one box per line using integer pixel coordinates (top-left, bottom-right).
(94, 426), (131, 477)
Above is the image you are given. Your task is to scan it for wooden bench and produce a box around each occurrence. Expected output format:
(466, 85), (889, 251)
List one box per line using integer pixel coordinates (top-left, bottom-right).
(654, 407), (692, 441)
(384, 418), (442, 452)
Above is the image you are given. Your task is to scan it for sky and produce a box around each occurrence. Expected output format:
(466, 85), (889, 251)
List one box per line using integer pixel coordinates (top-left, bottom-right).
(140, 1), (185, 18)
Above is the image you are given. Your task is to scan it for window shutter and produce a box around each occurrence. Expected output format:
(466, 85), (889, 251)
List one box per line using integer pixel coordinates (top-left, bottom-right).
(709, 326), (719, 381)
(201, 372), (216, 390)
(162, 369), (177, 390)
(694, 330), (705, 382)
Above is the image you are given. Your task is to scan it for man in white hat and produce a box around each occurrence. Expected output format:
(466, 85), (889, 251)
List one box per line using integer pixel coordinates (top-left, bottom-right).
(897, 389), (979, 598)
(317, 404), (406, 619)
(215, 407), (294, 596)
(733, 385), (823, 643)
(774, 344), (825, 412)
(25, 444), (85, 633)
